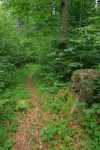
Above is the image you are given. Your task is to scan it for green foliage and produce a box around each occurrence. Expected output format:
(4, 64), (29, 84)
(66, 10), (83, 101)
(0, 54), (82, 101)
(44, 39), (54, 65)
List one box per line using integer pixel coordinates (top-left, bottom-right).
(93, 77), (100, 103)
(0, 6), (37, 91)
(35, 82), (76, 149)
(33, 68), (100, 150)
(2, 0), (99, 82)
(41, 118), (74, 149)
(68, 0), (95, 27)
(0, 64), (34, 149)
(43, 97), (64, 113)
(0, 0), (100, 149)
(0, 58), (14, 90)
(78, 103), (100, 150)
(43, 23), (100, 80)
(16, 99), (29, 111)
(0, 7), (16, 91)
(0, 7), (18, 90)
(0, 129), (13, 150)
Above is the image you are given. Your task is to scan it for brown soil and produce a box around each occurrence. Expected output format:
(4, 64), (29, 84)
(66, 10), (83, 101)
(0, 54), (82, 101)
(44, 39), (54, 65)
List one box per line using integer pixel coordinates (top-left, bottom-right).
(13, 75), (82, 150)
(13, 75), (50, 150)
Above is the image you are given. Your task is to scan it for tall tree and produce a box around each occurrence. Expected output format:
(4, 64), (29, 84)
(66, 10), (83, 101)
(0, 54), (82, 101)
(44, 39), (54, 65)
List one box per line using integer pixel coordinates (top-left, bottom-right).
(95, 0), (100, 7)
(59, 0), (68, 49)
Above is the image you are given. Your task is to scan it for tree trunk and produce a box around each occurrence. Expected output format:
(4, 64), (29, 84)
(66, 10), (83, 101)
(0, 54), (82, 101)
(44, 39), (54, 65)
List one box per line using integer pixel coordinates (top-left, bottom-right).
(95, 0), (99, 7)
(59, 0), (68, 50)
(79, 0), (83, 27)
(15, 18), (20, 34)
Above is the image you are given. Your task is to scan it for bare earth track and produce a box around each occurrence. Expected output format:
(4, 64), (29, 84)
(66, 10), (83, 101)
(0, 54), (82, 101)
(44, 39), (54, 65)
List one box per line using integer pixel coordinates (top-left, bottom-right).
(13, 75), (81, 150)
(13, 75), (50, 150)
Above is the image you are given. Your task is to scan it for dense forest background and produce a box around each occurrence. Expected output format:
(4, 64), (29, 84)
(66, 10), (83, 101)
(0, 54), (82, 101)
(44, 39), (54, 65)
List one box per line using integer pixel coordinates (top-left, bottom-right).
(0, 0), (100, 150)
(0, 0), (100, 90)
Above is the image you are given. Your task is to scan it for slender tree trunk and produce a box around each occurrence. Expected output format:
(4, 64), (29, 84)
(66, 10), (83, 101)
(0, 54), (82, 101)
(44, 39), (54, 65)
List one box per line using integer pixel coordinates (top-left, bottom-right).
(59, 0), (68, 50)
(50, 5), (53, 30)
(22, 15), (29, 32)
(15, 18), (20, 33)
(57, 0), (68, 75)
(95, 0), (99, 7)
(79, 0), (83, 27)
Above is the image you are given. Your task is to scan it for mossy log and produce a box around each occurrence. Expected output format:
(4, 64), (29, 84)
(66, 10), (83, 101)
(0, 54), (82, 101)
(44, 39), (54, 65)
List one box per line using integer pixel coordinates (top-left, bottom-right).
(71, 69), (100, 114)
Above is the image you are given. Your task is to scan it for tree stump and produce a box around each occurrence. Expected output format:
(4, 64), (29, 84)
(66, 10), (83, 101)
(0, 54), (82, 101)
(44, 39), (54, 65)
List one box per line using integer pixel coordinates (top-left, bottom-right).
(71, 69), (100, 114)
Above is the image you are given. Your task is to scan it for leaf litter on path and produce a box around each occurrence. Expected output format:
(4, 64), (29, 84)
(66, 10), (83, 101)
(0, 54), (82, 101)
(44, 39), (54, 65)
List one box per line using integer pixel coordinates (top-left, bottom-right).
(13, 75), (50, 150)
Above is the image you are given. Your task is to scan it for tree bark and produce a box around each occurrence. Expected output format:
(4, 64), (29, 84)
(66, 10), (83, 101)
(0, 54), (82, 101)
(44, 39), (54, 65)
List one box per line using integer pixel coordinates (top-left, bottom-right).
(15, 18), (20, 34)
(79, 0), (83, 27)
(95, 0), (99, 7)
(59, 0), (68, 50)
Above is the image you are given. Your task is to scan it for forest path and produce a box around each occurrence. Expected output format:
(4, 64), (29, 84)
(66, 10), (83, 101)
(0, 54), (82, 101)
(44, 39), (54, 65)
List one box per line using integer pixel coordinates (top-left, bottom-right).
(13, 75), (50, 150)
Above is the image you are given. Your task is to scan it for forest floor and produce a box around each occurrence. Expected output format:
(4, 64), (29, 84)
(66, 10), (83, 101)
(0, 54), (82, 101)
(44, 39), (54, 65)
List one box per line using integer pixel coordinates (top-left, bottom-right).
(0, 64), (98, 150)
(11, 64), (85, 150)
(13, 75), (50, 150)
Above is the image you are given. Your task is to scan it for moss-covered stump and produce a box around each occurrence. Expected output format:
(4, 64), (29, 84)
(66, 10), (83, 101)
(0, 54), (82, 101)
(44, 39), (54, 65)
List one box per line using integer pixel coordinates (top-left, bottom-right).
(71, 69), (100, 114)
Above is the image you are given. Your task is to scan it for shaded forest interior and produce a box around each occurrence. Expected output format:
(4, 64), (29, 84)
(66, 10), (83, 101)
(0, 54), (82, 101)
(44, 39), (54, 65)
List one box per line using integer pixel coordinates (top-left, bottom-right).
(0, 0), (100, 150)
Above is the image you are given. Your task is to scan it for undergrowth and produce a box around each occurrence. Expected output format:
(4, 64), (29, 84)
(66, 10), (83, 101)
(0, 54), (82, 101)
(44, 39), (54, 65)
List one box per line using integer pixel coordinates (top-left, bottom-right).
(0, 64), (38, 150)
(78, 103), (100, 150)
(0, 63), (99, 150)
(32, 75), (81, 149)
(33, 70), (100, 150)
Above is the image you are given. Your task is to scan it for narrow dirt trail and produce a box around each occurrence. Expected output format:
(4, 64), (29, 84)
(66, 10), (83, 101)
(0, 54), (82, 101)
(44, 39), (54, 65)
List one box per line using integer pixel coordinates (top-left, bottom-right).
(13, 75), (50, 150)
